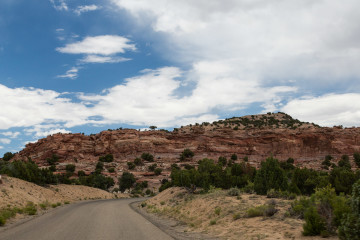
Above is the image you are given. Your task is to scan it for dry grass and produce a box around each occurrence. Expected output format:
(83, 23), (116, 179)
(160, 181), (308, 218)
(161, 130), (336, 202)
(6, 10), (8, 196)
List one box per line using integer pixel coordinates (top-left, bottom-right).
(0, 176), (128, 225)
(144, 187), (339, 240)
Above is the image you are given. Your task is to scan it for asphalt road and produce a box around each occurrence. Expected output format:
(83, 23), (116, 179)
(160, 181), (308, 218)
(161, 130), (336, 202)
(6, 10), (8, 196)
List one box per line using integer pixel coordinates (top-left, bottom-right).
(0, 198), (173, 240)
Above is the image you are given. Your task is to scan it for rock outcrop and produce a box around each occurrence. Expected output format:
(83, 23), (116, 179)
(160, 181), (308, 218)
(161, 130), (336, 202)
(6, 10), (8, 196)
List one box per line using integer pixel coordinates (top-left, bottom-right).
(12, 113), (360, 187)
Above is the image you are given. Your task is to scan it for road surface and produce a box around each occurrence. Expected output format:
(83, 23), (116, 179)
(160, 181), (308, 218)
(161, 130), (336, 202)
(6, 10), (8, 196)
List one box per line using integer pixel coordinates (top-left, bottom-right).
(0, 198), (173, 240)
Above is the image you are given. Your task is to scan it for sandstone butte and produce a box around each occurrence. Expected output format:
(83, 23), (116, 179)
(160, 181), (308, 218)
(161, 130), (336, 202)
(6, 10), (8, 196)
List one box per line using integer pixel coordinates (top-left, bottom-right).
(11, 112), (360, 188)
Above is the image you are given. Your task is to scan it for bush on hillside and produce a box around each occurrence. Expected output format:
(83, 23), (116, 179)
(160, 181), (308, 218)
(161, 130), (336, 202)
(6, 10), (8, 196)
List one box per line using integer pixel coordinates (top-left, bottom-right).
(338, 179), (360, 240)
(141, 153), (154, 162)
(180, 148), (194, 161)
(99, 154), (114, 162)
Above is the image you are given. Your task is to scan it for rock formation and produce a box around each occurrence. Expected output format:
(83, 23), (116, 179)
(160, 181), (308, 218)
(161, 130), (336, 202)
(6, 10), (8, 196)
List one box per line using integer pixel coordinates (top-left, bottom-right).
(12, 113), (360, 187)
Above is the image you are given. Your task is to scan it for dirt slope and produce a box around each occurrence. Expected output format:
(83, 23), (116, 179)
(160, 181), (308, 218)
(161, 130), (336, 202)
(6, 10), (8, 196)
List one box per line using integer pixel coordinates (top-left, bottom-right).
(143, 187), (338, 240)
(0, 175), (125, 209)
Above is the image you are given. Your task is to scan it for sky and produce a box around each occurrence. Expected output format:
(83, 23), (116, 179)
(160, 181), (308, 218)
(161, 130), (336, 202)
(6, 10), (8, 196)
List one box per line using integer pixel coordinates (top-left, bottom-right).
(1, 0), (360, 155)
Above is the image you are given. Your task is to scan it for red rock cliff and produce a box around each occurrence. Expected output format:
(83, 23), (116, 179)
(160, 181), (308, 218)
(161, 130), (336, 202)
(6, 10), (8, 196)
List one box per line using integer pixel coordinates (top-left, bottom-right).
(12, 113), (360, 186)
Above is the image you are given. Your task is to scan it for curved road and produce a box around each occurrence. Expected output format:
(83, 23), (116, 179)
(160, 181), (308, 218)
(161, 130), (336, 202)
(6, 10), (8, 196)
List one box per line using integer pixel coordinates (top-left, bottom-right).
(0, 198), (173, 240)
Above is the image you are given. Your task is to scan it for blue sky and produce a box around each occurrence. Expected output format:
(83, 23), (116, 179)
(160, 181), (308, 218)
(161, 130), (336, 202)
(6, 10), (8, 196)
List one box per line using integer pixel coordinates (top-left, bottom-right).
(1, 0), (360, 155)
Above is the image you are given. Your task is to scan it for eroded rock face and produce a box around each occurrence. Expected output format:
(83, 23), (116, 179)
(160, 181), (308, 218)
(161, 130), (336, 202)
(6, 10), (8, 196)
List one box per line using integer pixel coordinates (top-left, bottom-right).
(12, 113), (360, 187)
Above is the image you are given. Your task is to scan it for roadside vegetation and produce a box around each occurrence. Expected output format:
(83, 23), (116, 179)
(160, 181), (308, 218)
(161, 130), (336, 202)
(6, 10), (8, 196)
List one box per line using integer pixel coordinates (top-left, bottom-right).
(0, 154), (114, 191)
(155, 154), (360, 239)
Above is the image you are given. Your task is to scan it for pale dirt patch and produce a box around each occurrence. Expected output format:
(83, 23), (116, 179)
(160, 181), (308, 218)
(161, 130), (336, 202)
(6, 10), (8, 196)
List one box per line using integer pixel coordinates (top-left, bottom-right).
(144, 187), (339, 240)
(0, 175), (128, 209)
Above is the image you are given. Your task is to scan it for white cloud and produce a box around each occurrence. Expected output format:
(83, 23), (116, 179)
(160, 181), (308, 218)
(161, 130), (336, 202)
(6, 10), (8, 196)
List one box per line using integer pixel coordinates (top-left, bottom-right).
(81, 55), (130, 64)
(107, 0), (360, 126)
(34, 128), (71, 138)
(0, 138), (11, 144)
(56, 35), (136, 75)
(79, 66), (295, 127)
(1, 131), (20, 138)
(111, 0), (360, 88)
(0, 84), (91, 130)
(0, 65), (295, 133)
(56, 35), (136, 56)
(0, 146), (3, 149)
(281, 93), (360, 127)
(50, 0), (68, 11)
(57, 67), (79, 79)
(74, 5), (100, 15)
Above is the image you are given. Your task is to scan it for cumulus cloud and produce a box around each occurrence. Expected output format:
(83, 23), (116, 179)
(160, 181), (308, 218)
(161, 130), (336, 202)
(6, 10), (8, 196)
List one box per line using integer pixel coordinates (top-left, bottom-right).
(79, 66), (295, 127)
(56, 35), (136, 68)
(0, 64), (295, 135)
(81, 55), (130, 64)
(109, 0), (360, 126)
(74, 5), (100, 15)
(281, 93), (360, 127)
(32, 128), (71, 138)
(0, 84), (91, 130)
(1, 131), (20, 138)
(0, 138), (10, 144)
(56, 35), (136, 56)
(49, 0), (68, 11)
(57, 67), (79, 79)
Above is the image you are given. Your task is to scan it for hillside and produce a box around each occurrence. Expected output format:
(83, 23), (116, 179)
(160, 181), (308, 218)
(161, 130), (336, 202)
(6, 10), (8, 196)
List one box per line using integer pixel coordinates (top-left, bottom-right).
(0, 175), (120, 209)
(139, 187), (338, 240)
(10, 112), (360, 188)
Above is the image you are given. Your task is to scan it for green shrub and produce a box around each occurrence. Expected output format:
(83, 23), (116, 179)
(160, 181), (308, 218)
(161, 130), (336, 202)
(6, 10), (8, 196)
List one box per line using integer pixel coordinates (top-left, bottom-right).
(23, 202), (37, 215)
(95, 161), (104, 173)
(65, 164), (76, 173)
(51, 203), (58, 208)
(264, 205), (278, 217)
(246, 205), (267, 217)
(303, 206), (326, 236)
(148, 163), (157, 171)
(254, 156), (287, 195)
(154, 168), (162, 175)
(0, 215), (5, 226)
(127, 162), (136, 170)
(0, 207), (19, 226)
(99, 154), (114, 162)
(46, 154), (59, 165)
(108, 167), (115, 173)
(134, 158), (143, 166)
(233, 213), (241, 220)
(2, 152), (14, 161)
(141, 153), (154, 162)
(338, 155), (351, 169)
(266, 189), (280, 198)
(218, 157), (227, 166)
(353, 152), (360, 168)
(215, 206), (221, 215)
(338, 180), (360, 240)
(231, 154), (238, 161)
(290, 197), (312, 218)
(119, 172), (136, 192)
(242, 181), (255, 193)
(210, 219), (216, 225)
(39, 201), (50, 210)
(228, 187), (240, 196)
(180, 149), (194, 161)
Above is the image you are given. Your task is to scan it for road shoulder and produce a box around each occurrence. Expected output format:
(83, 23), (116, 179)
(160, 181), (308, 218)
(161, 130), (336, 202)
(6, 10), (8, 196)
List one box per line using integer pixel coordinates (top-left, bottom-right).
(130, 200), (219, 240)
